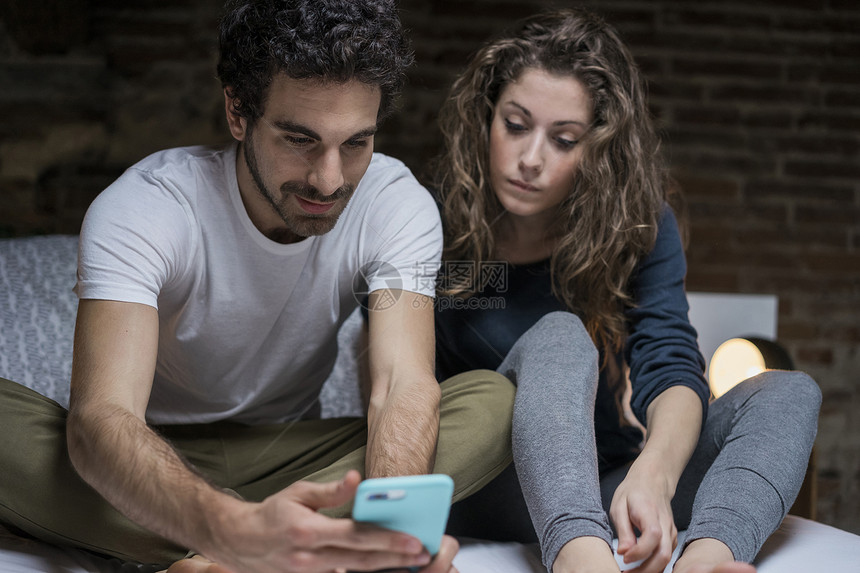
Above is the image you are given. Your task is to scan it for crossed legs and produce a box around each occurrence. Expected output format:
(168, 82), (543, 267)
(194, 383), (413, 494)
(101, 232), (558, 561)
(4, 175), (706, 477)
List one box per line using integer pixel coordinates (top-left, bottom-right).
(501, 311), (821, 573)
(0, 371), (514, 567)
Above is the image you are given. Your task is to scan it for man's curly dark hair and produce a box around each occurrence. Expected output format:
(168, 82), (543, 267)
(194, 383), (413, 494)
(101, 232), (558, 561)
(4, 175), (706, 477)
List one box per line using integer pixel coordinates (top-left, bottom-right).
(217, 0), (413, 122)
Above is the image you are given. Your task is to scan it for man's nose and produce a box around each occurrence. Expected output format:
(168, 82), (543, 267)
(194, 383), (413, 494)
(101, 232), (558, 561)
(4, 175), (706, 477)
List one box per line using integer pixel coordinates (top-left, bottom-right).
(308, 148), (345, 196)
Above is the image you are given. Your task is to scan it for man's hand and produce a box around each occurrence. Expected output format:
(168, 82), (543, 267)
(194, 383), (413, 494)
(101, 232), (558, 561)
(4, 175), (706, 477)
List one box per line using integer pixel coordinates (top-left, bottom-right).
(609, 462), (678, 573)
(167, 537), (460, 573)
(422, 535), (460, 573)
(188, 470), (456, 573)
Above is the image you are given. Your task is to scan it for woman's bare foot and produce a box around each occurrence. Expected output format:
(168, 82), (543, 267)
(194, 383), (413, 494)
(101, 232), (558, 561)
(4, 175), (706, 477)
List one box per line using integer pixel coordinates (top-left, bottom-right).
(710, 565), (756, 573)
(673, 538), (756, 573)
(678, 564), (756, 573)
(157, 554), (231, 573)
(552, 536), (620, 573)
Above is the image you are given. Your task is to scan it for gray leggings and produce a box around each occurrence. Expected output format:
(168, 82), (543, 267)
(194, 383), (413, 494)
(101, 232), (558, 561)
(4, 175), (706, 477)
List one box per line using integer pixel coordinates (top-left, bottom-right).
(496, 312), (821, 571)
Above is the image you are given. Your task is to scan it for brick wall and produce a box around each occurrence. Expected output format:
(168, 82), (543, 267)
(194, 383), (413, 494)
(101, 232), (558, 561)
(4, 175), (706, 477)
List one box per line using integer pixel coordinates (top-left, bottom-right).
(1, 0), (858, 534)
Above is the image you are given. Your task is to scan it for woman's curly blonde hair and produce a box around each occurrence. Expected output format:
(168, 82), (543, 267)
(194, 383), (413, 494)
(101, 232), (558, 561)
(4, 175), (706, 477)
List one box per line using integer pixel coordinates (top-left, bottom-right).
(435, 8), (667, 357)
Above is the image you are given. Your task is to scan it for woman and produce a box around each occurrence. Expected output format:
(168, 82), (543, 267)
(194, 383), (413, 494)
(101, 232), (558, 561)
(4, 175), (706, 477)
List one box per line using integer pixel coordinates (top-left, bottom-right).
(433, 8), (820, 573)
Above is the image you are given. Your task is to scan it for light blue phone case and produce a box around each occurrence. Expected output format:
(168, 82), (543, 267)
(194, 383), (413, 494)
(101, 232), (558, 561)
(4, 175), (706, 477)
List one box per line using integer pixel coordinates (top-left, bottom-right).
(352, 474), (454, 556)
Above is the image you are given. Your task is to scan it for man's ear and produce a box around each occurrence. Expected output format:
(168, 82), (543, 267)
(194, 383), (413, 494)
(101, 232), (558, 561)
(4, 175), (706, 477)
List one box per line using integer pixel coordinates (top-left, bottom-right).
(224, 89), (247, 141)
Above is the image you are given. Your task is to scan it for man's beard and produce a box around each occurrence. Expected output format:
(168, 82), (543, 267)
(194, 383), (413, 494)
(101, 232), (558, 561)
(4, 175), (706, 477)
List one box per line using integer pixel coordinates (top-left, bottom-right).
(243, 136), (355, 239)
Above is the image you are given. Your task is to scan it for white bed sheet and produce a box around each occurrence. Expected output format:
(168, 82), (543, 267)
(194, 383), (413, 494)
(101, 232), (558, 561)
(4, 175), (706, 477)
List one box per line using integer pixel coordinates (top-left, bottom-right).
(2, 515), (858, 572)
(455, 515), (860, 572)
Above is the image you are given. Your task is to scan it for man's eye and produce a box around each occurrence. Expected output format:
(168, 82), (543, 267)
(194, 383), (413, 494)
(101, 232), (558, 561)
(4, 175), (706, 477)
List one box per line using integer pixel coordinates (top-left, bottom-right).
(504, 118), (526, 133)
(283, 135), (313, 147)
(344, 138), (370, 149)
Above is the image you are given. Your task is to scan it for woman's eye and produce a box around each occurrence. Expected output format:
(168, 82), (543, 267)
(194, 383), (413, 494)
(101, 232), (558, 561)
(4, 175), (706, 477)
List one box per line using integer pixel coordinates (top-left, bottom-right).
(555, 137), (578, 150)
(504, 118), (526, 133)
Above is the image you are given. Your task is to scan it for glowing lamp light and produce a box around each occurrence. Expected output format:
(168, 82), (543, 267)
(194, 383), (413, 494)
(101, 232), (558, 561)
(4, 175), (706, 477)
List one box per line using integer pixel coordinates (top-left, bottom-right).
(707, 337), (794, 399)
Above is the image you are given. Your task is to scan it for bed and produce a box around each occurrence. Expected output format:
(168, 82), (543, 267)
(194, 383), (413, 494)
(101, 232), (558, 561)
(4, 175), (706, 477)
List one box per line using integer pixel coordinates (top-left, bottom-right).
(2, 515), (859, 572)
(1, 235), (859, 572)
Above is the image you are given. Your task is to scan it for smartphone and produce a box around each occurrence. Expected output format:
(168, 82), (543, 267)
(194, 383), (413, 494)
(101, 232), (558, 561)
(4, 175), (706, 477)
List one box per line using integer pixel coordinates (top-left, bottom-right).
(352, 474), (454, 556)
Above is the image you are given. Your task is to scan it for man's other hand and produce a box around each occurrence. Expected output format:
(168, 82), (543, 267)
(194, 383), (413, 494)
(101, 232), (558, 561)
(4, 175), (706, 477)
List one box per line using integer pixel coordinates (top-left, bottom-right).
(168, 470), (462, 573)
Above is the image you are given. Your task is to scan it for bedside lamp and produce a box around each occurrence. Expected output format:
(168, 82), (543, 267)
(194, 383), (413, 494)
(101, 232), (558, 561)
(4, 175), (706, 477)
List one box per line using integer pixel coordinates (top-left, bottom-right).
(707, 336), (794, 399)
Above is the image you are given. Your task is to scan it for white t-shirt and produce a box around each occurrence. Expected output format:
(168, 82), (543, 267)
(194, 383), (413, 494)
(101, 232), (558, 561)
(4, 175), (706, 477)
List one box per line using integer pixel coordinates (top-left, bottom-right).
(75, 144), (442, 425)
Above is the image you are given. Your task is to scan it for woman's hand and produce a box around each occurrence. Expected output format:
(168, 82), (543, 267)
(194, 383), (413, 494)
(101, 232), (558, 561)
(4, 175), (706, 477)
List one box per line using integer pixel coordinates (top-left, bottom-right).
(610, 385), (704, 573)
(610, 459), (678, 573)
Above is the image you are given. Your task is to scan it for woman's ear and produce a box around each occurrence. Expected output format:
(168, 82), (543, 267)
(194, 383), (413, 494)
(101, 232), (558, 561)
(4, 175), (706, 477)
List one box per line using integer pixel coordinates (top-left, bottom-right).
(224, 89), (247, 141)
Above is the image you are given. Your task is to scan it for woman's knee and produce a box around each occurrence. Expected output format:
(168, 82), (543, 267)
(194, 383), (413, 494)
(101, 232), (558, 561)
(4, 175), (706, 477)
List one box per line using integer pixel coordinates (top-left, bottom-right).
(742, 369), (822, 424)
(531, 311), (590, 341)
(506, 311), (597, 366)
(754, 369), (821, 403)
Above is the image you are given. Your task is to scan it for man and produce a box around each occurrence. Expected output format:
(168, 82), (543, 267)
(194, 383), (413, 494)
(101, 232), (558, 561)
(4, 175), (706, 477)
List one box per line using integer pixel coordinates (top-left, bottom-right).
(0, 1), (514, 571)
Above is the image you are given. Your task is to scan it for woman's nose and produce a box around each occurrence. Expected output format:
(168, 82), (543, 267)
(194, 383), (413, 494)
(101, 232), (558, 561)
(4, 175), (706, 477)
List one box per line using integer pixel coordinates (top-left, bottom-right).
(518, 136), (543, 175)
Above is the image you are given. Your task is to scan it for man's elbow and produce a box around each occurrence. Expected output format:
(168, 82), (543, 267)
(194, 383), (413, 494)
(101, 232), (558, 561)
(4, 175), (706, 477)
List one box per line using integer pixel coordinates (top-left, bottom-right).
(368, 372), (441, 414)
(65, 399), (121, 478)
(65, 406), (93, 479)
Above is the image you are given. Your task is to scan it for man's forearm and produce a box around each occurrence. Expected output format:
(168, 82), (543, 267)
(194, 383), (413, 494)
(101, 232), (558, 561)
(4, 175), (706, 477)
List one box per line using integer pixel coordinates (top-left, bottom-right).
(66, 403), (235, 554)
(363, 291), (440, 478)
(365, 377), (441, 477)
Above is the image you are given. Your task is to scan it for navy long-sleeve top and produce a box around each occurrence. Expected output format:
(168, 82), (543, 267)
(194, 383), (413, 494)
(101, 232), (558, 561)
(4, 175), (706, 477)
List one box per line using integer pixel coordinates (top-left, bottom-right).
(434, 207), (709, 473)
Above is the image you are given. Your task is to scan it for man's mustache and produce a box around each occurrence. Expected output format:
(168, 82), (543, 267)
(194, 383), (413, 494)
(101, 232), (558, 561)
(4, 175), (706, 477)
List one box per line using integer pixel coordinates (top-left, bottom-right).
(281, 181), (354, 203)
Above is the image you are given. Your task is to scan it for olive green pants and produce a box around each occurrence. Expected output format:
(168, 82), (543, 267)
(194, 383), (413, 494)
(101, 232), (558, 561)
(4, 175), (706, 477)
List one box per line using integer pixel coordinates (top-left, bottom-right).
(0, 371), (514, 566)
